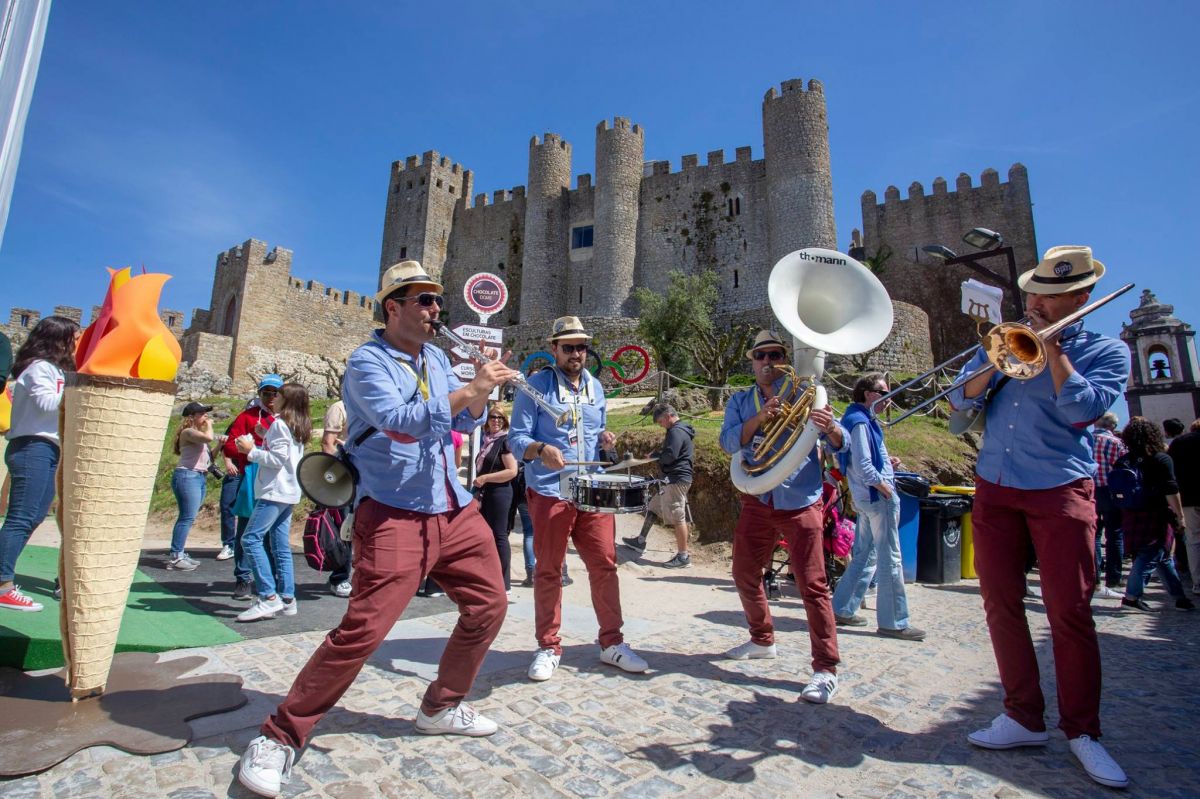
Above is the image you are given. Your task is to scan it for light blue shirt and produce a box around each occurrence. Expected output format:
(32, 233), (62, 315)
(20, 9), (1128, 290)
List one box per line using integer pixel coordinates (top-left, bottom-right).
(947, 322), (1129, 490)
(719, 378), (847, 510)
(845, 418), (895, 505)
(508, 366), (607, 500)
(343, 330), (484, 512)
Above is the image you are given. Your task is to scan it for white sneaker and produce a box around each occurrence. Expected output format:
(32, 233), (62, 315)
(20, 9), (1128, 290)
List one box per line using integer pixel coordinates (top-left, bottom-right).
(967, 713), (1050, 749)
(237, 596), (284, 623)
(280, 598), (298, 617)
(415, 703), (499, 737)
(1069, 735), (1128, 788)
(528, 647), (560, 681)
(237, 735), (294, 798)
(216, 544), (235, 561)
(724, 639), (778, 660)
(800, 671), (839, 704)
(1095, 585), (1123, 599)
(599, 642), (648, 673)
(167, 553), (199, 571)
(331, 580), (352, 598)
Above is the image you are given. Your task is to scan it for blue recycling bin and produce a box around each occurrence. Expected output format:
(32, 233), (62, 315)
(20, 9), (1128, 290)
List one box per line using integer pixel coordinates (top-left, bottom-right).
(895, 472), (930, 583)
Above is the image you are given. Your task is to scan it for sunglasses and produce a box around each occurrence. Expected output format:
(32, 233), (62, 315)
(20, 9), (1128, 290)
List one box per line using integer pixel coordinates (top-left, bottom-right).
(868, 386), (889, 394)
(752, 350), (786, 362)
(259, 388), (279, 396)
(558, 343), (589, 354)
(487, 415), (505, 421)
(398, 292), (445, 308)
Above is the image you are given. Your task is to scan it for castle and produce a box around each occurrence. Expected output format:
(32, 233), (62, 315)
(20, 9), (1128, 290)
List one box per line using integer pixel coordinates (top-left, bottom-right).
(6, 77), (1053, 393)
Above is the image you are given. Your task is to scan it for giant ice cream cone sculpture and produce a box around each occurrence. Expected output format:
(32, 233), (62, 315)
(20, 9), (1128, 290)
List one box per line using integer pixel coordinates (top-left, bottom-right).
(59, 267), (182, 699)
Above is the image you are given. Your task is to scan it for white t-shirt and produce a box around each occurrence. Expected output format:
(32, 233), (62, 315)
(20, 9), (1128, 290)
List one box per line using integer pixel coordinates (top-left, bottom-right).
(6, 360), (66, 444)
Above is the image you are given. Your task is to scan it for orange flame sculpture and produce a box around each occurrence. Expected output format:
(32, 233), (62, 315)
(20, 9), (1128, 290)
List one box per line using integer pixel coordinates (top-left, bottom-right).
(76, 267), (182, 380)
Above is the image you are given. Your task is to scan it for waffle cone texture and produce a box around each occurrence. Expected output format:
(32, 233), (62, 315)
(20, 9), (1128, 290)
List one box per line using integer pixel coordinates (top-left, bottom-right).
(58, 374), (176, 699)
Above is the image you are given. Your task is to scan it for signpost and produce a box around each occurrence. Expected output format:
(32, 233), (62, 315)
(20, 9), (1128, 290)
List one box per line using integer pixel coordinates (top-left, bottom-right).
(463, 272), (508, 324)
(459, 273), (509, 485)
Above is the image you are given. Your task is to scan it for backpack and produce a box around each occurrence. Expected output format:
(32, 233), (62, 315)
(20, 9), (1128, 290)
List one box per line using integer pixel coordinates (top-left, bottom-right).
(303, 506), (351, 572)
(1108, 455), (1147, 510)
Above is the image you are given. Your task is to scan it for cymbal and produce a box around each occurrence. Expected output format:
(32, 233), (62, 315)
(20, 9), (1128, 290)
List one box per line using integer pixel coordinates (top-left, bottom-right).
(603, 456), (658, 471)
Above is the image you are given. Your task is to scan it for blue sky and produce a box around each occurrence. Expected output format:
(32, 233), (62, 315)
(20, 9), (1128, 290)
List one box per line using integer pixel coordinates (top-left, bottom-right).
(2, 1), (1197, 398)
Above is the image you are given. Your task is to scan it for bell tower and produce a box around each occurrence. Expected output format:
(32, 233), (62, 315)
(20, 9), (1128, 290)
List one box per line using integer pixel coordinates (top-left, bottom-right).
(1121, 288), (1200, 426)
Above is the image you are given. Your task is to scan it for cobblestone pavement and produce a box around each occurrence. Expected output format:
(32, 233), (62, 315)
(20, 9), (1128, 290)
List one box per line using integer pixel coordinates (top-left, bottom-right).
(4, 529), (1198, 799)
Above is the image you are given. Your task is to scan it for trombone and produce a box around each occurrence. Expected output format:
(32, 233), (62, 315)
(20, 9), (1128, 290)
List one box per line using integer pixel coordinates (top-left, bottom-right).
(878, 282), (1134, 427)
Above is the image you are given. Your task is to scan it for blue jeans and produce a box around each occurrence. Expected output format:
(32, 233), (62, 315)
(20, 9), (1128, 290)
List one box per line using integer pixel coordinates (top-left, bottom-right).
(1094, 488), (1123, 587)
(1126, 543), (1185, 599)
(170, 468), (207, 556)
(242, 499), (295, 600)
(832, 491), (910, 630)
(0, 437), (60, 583)
(220, 473), (252, 581)
(518, 502), (535, 571)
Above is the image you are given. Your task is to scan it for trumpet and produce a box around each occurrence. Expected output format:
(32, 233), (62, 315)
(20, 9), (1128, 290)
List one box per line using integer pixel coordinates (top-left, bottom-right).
(432, 321), (571, 427)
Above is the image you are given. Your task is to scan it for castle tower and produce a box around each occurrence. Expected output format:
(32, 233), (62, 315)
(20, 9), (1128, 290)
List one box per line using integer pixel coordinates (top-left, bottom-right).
(521, 133), (572, 322)
(761, 79), (837, 265)
(378, 151), (472, 289)
(589, 117), (644, 316)
(1121, 289), (1200, 426)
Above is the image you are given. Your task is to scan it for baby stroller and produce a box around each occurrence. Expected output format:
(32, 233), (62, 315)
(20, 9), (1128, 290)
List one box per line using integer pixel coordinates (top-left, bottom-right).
(763, 468), (855, 600)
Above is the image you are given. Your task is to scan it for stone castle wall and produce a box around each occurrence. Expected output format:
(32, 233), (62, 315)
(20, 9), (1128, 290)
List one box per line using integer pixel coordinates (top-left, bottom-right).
(861, 164), (1037, 363)
(2, 303), (184, 349)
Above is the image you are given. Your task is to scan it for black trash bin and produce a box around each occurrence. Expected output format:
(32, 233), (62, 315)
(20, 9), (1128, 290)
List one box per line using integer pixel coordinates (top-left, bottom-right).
(917, 495), (971, 584)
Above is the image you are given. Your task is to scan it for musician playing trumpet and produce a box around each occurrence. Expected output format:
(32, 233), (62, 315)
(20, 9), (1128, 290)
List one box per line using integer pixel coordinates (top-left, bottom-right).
(720, 330), (847, 705)
(948, 246), (1130, 789)
(508, 316), (650, 683)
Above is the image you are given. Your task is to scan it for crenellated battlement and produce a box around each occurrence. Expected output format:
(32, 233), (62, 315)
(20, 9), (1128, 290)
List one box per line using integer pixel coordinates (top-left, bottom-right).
(862, 164), (1027, 205)
(764, 77), (824, 102)
(392, 151), (466, 175)
(285, 275), (376, 311)
(530, 132), (570, 150)
(467, 186), (526, 209)
(641, 146), (757, 180)
(596, 117), (643, 137)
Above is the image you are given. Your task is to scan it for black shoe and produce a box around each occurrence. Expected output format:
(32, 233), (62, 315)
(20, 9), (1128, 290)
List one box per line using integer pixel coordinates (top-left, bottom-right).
(53, 578), (62, 601)
(662, 552), (691, 569)
(1175, 597), (1195, 611)
(232, 579), (253, 601)
(621, 536), (647, 552)
(1121, 596), (1153, 611)
(521, 571), (534, 588)
(561, 573), (574, 587)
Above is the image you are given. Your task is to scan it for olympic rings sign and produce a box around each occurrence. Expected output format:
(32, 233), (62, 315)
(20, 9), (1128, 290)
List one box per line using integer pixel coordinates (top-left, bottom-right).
(520, 345), (651, 395)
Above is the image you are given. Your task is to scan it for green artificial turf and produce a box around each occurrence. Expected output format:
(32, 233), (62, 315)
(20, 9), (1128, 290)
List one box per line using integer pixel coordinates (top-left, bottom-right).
(0, 545), (241, 671)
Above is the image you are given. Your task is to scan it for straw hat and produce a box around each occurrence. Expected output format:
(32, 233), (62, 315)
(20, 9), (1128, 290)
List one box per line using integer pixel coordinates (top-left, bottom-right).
(745, 329), (790, 359)
(1018, 245), (1105, 295)
(375, 260), (444, 304)
(546, 316), (592, 343)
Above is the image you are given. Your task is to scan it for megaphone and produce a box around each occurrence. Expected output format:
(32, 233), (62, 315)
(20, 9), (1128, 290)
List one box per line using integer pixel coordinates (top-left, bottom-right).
(297, 452), (358, 508)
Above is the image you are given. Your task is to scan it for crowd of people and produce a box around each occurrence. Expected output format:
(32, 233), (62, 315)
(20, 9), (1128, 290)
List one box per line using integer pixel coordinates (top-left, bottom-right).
(1, 246), (1195, 796)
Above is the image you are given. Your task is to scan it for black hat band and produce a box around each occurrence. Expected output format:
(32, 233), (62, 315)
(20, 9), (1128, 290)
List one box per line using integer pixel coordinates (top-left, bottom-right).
(1030, 269), (1094, 286)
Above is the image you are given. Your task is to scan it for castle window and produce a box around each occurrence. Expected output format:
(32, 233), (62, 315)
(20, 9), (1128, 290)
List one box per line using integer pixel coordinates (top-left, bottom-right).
(420, 177), (425, 186)
(407, 181), (413, 189)
(579, 286), (583, 305)
(19, 314), (29, 327)
(727, 195), (742, 216)
(571, 225), (594, 249)
(449, 185), (456, 194)
(436, 179), (443, 188)
(400, 246), (407, 258)
(734, 269), (739, 288)
(498, 262), (505, 272)
(1148, 345), (1172, 380)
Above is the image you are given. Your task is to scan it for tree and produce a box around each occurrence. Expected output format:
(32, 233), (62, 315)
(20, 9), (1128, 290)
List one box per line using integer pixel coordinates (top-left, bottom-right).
(632, 271), (719, 376)
(634, 270), (754, 410)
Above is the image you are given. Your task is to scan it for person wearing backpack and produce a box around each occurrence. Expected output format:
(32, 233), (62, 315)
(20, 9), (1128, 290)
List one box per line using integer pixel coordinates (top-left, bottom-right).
(947, 246), (1129, 788)
(1116, 416), (1192, 613)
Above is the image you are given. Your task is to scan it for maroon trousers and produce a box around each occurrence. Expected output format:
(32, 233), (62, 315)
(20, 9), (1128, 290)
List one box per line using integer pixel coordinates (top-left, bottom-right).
(972, 476), (1102, 739)
(261, 498), (507, 750)
(527, 489), (624, 654)
(731, 495), (839, 674)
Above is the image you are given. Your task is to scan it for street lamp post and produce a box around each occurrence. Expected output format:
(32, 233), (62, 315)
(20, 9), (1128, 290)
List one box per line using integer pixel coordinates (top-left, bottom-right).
(922, 228), (1022, 322)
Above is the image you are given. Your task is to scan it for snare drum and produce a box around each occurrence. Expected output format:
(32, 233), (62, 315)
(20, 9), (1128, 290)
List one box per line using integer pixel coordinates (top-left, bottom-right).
(569, 473), (658, 514)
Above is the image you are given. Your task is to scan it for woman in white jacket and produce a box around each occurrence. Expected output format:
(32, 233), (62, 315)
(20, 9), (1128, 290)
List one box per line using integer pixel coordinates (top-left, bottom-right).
(234, 382), (311, 622)
(0, 316), (80, 612)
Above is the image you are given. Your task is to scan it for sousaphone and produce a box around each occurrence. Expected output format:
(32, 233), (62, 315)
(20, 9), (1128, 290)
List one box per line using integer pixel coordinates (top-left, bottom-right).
(729, 247), (894, 494)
